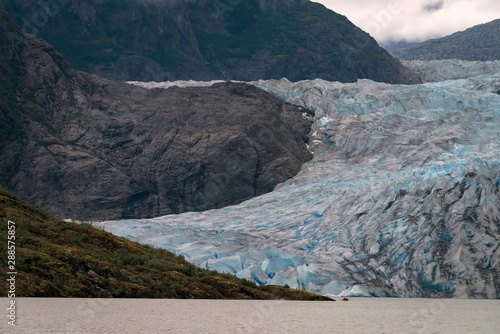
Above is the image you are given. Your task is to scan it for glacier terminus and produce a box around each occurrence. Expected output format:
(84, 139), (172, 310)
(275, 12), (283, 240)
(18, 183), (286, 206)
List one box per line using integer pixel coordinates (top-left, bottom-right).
(96, 61), (500, 298)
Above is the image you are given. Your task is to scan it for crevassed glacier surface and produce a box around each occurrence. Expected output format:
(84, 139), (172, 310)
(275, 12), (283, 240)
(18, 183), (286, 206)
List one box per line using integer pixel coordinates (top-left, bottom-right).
(402, 59), (500, 83)
(100, 63), (500, 298)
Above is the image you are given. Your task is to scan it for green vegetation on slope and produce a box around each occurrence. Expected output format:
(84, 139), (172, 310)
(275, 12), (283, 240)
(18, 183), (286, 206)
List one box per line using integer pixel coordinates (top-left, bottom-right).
(0, 188), (332, 300)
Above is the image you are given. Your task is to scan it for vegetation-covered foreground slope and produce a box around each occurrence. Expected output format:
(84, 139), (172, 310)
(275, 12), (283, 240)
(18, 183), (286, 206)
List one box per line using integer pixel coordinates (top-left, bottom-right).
(0, 188), (332, 300)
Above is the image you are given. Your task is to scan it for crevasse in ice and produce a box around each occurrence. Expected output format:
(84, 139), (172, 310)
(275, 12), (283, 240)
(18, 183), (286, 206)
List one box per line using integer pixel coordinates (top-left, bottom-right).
(98, 61), (500, 298)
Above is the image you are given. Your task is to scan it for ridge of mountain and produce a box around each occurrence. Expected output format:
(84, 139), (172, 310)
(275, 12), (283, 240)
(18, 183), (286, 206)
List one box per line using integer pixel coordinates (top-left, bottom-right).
(1, 0), (420, 84)
(392, 19), (500, 61)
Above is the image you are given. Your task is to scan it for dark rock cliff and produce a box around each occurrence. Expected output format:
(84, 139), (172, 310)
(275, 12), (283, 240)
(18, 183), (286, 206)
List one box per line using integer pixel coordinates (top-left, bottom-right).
(2, 0), (420, 84)
(392, 19), (500, 61)
(0, 10), (313, 220)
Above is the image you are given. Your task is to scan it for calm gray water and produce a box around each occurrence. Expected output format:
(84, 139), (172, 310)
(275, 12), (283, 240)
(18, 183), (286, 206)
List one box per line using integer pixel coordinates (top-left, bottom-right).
(1, 298), (499, 334)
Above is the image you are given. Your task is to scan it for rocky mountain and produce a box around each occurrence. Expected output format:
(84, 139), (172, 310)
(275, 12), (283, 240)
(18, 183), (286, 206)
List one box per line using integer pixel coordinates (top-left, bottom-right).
(0, 9), (312, 220)
(1, 0), (420, 84)
(393, 19), (500, 61)
(0, 187), (332, 302)
(99, 62), (500, 298)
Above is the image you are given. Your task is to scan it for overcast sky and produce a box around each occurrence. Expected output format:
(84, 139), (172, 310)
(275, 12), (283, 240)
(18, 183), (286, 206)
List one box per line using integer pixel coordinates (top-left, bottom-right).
(315, 0), (500, 43)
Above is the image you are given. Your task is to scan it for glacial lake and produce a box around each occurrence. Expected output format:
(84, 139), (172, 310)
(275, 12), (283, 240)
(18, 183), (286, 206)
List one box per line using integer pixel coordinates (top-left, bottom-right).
(1, 298), (499, 333)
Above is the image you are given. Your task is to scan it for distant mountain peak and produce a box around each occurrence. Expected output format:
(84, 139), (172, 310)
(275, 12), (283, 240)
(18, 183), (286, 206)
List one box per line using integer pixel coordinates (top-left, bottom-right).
(392, 18), (500, 61)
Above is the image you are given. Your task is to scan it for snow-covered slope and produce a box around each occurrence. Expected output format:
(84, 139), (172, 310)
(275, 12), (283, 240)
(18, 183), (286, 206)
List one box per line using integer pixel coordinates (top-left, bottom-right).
(99, 65), (500, 298)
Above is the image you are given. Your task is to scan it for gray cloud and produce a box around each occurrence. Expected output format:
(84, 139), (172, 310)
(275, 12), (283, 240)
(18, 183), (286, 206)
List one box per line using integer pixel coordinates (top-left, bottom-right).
(423, 0), (444, 13)
(317, 0), (500, 43)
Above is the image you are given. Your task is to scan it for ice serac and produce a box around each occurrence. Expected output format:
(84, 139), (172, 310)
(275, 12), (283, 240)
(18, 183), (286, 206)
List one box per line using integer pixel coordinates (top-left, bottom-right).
(98, 62), (500, 298)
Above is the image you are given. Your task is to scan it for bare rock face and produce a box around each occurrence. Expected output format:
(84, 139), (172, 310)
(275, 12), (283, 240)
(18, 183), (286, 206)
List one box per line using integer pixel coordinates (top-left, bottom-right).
(0, 10), (312, 220)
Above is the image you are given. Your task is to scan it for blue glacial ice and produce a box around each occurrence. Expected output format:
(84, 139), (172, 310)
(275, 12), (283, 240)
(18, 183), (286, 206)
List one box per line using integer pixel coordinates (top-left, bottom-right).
(99, 62), (500, 298)
(402, 59), (500, 83)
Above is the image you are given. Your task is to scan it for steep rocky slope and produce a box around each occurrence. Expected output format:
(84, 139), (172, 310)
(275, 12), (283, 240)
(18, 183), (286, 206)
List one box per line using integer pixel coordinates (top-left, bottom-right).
(0, 10), (312, 220)
(393, 19), (500, 61)
(1, 0), (419, 84)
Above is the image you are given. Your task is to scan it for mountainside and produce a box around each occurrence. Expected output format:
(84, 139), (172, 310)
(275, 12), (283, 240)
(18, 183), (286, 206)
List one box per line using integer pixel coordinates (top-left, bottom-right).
(393, 19), (500, 61)
(0, 9), (312, 220)
(100, 65), (500, 298)
(1, 0), (420, 84)
(0, 187), (332, 302)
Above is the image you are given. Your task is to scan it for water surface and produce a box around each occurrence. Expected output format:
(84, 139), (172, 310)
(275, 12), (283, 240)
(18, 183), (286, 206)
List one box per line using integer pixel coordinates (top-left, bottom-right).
(1, 298), (499, 333)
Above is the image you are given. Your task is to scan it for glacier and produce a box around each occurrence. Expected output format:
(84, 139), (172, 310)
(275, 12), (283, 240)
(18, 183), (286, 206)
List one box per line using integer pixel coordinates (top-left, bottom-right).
(96, 61), (500, 298)
(401, 59), (500, 83)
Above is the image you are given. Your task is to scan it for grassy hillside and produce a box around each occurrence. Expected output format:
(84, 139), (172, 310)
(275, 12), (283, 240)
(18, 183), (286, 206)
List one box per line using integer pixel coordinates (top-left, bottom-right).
(0, 188), (332, 300)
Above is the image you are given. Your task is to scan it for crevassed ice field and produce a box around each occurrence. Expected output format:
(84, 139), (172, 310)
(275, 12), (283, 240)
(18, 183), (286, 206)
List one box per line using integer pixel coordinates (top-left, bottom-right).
(97, 60), (500, 298)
